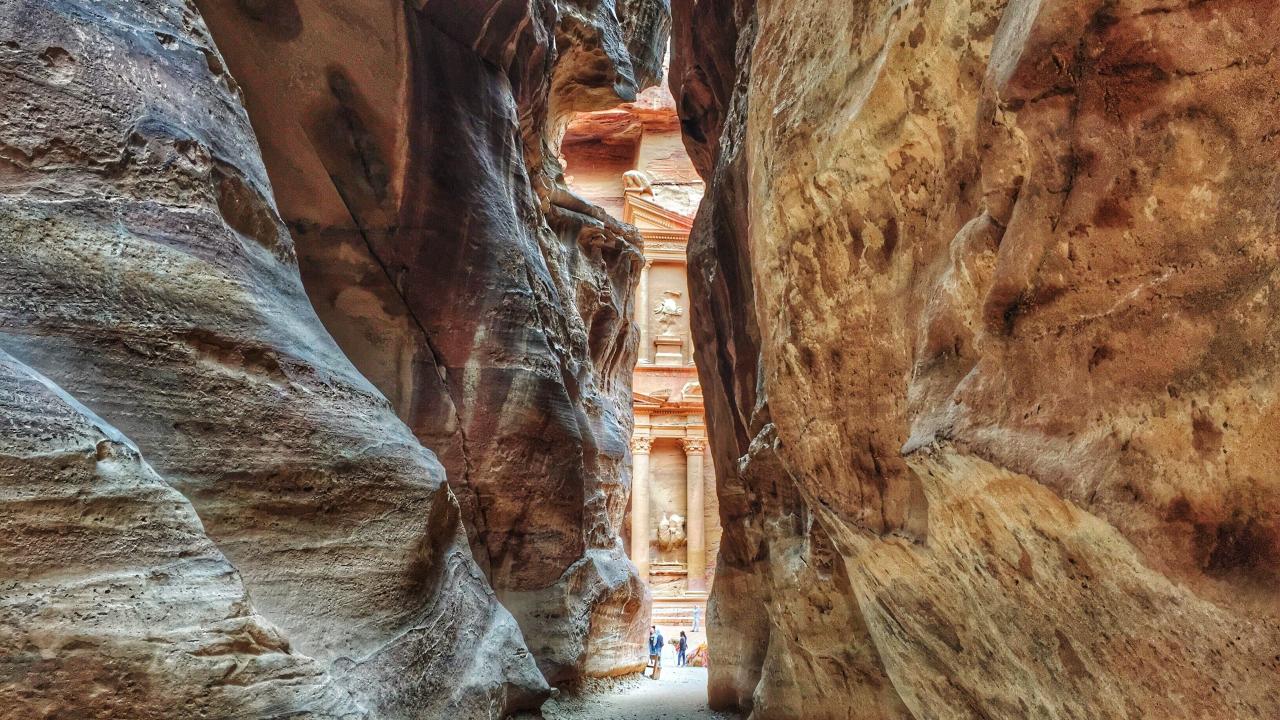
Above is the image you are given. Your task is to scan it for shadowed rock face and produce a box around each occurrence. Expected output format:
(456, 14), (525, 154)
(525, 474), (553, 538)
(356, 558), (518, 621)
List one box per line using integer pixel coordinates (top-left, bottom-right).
(194, 0), (670, 683)
(0, 350), (362, 720)
(673, 0), (1280, 718)
(0, 1), (546, 716)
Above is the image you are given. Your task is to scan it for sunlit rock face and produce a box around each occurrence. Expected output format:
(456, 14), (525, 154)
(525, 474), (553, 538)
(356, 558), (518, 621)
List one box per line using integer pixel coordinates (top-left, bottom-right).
(0, 1), (545, 716)
(673, 1), (1280, 718)
(195, 0), (670, 683)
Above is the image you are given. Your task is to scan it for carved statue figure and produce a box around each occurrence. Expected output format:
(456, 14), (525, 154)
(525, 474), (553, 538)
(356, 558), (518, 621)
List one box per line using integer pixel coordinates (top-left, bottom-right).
(653, 290), (684, 336)
(658, 512), (686, 551)
(623, 169), (655, 196)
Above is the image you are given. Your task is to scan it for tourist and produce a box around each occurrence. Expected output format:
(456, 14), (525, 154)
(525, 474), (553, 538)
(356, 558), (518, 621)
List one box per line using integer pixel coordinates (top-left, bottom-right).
(692, 605), (702, 632)
(648, 625), (664, 677)
(677, 631), (688, 667)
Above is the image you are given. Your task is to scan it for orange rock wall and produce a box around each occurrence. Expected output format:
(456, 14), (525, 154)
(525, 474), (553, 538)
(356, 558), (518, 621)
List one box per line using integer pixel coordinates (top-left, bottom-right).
(672, 0), (1280, 717)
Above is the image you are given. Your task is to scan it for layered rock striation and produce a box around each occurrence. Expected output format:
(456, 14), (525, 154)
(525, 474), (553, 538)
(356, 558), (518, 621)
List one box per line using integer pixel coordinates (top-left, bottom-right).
(673, 0), (1280, 717)
(194, 0), (670, 682)
(0, 0), (671, 713)
(2, 2), (672, 713)
(0, 350), (361, 719)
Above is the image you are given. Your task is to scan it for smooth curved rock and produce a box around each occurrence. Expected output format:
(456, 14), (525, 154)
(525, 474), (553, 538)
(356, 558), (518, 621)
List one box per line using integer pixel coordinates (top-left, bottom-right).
(0, 349), (363, 719)
(0, 1), (546, 715)
(194, 0), (669, 682)
(673, 0), (1280, 717)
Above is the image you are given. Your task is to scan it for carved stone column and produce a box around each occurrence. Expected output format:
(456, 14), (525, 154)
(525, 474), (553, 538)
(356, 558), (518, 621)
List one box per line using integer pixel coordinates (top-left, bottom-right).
(637, 259), (652, 363)
(682, 437), (707, 591)
(630, 436), (653, 581)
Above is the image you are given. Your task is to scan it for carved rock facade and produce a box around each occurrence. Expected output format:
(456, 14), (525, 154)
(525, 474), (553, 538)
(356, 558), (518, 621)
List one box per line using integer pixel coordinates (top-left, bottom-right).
(672, 1), (1280, 718)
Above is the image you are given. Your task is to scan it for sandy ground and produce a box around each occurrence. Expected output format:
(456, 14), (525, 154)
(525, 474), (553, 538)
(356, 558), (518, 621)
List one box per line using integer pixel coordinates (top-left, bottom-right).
(516, 639), (740, 720)
(526, 669), (737, 720)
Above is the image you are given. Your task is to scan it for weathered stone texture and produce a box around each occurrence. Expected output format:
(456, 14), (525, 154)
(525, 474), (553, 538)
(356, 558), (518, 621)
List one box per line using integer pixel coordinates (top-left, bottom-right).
(193, 0), (669, 682)
(674, 0), (1280, 717)
(0, 350), (362, 720)
(0, 1), (545, 716)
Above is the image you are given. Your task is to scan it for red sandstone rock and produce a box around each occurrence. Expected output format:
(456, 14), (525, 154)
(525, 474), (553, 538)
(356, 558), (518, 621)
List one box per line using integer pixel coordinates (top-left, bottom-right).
(673, 0), (1280, 717)
(190, 0), (669, 684)
(0, 1), (548, 715)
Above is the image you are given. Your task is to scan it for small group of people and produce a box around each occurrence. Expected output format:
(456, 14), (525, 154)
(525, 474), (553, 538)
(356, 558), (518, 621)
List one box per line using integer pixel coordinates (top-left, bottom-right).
(646, 625), (693, 677)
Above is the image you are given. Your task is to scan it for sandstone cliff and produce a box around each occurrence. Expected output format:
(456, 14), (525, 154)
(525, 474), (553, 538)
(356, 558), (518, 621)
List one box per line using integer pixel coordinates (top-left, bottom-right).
(0, 0), (666, 714)
(192, 0), (669, 683)
(0, 350), (363, 719)
(673, 0), (1280, 717)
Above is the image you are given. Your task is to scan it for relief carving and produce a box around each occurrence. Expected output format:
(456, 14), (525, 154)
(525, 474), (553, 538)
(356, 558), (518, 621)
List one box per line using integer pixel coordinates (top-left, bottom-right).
(623, 169), (655, 196)
(681, 437), (707, 454)
(658, 512), (686, 551)
(653, 290), (685, 337)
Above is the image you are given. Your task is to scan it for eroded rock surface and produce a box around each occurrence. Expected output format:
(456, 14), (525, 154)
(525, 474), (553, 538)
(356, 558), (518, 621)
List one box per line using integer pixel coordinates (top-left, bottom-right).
(190, 0), (671, 683)
(0, 350), (361, 719)
(673, 0), (1280, 717)
(0, 1), (545, 716)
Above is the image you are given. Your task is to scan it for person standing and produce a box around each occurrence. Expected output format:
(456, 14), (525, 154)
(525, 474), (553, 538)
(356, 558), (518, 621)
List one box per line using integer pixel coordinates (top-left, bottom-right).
(692, 605), (702, 633)
(677, 631), (688, 667)
(648, 625), (664, 677)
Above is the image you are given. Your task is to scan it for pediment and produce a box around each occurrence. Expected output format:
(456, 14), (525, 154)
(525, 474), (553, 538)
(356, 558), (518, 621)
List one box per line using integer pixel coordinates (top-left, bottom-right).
(634, 392), (669, 405)
(624, 194), (694, 232)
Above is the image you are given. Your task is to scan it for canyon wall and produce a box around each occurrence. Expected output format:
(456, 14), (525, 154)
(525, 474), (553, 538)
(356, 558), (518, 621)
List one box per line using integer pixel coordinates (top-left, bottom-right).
(0, 1), (546, 716)
(673, 0), (1280, 718)
(0, 349), (365, 719)
(196, 0), (669, 683)
(1, 0), (667, 715)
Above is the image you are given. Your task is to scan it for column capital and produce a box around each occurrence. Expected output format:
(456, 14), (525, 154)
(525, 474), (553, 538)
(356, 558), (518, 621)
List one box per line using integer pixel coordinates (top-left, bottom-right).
(681, 437), (707, 455)
(631, 436), (653, 454)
